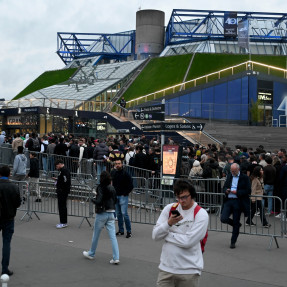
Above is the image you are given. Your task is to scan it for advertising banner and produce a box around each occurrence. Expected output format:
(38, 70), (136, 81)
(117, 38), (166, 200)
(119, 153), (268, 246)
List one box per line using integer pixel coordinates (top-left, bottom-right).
(238, 19), (249, 50)
(224, 12), (238, 37)
(162, 145), (180, 176)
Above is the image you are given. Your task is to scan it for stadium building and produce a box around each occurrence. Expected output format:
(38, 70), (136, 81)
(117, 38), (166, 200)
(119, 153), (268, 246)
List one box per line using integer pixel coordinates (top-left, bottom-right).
(1, 9), (287, 147)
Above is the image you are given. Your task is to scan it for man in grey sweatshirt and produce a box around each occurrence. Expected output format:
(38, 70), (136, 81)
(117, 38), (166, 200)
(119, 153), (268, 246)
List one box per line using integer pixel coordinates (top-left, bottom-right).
(12, 146), (27, 193)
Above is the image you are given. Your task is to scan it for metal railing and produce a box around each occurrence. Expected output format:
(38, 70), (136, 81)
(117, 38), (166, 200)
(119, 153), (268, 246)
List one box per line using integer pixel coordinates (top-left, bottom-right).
(8, 176), (287, 250)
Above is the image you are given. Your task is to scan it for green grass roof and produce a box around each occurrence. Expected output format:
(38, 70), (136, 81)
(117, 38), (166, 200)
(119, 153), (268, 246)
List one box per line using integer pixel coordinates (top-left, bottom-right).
(12, 68), (78, 100)
(124, 53), (287, 103)
(123, 54), (192, 102)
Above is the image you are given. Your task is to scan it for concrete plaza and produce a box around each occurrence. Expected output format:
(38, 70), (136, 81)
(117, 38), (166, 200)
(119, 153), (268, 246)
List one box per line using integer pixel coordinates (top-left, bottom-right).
(4, 212), (287, 287)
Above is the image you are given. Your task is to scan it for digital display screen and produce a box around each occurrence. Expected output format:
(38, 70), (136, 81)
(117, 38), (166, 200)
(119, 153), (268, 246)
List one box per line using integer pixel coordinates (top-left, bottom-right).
(162, 145), (179, 175)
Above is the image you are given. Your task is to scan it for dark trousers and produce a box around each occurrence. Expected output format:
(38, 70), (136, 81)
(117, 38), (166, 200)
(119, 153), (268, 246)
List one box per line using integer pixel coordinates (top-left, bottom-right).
(0, 220), (14, 274)
(246, 200), (268, 225)
(57, 191), (68, 224)
(221, 199), (242, 244)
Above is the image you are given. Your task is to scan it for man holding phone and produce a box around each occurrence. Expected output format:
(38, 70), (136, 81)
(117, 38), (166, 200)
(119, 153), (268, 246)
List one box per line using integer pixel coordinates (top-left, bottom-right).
(152, 179), (208, 287)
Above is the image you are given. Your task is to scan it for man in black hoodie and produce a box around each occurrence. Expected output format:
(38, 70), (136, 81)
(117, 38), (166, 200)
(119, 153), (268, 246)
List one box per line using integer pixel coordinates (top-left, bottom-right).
(27, 152), (41, 202)
(0, 165), (21, 276)
(54, 159), (71, 229)
(111, 160), (133, 238)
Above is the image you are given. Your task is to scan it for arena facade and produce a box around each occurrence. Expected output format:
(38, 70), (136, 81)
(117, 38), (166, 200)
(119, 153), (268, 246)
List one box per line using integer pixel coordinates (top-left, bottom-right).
(1, 9), (287, 137)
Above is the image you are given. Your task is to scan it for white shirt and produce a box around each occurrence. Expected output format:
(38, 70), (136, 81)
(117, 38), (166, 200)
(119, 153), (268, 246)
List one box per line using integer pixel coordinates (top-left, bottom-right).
(152, 202), (209, 275)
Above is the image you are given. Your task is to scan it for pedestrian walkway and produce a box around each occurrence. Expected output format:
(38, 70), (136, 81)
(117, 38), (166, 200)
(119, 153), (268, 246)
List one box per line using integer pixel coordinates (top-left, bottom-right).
(8, 212), (287, 286)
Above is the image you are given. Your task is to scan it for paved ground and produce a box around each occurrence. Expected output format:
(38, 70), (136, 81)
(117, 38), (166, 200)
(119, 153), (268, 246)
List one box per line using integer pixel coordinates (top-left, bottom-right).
(3, 211), (287, 287)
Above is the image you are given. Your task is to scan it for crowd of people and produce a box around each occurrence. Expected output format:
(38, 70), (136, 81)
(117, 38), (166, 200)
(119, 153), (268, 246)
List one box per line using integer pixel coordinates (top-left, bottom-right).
(2, 132), (287, 212)
(1, 130), (287, 285)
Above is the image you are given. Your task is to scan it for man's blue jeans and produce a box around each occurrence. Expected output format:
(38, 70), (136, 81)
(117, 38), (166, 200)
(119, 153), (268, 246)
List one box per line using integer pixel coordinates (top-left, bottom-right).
(88, 212), (119, 260)
(0, 220), (14, 274)
(116, 196), (131, 233)
(263, 184), (274, 213)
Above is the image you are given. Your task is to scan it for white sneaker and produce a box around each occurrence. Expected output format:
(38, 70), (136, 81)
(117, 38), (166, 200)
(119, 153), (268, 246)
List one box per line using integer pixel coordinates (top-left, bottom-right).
(275, 213), (285, 219)
(56, 223), (68, 229)
(110, 259), (120, 264)
(255, 212), (260, 217)
(83, 251), (94, 260)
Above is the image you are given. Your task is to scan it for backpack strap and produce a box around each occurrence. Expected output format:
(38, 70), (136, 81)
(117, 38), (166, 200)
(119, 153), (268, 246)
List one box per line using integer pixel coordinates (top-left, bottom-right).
(169, 202), (179, 217)
(194, 204), (202, 217)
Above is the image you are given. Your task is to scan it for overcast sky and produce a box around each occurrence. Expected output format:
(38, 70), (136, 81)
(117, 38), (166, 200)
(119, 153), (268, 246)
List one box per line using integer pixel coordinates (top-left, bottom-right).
(0, 0), (285, 100)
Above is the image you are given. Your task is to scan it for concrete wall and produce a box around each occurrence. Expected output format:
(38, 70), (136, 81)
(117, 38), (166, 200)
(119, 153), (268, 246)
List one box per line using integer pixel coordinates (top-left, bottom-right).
(136, 10), (165, 59)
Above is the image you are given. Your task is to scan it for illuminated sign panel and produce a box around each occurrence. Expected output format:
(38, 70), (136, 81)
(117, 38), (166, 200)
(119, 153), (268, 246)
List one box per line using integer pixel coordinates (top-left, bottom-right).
(162, 145), (179, 176)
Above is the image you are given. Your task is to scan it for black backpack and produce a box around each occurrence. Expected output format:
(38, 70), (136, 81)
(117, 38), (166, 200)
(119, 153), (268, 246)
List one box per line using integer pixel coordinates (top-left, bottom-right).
(32, 138), (40, 151)
(128, 152), (135, 166)
(82, 146), (89, 159)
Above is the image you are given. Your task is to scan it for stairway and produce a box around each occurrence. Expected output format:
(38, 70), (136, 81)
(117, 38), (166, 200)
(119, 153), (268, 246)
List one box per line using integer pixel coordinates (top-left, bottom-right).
(103, 58), (151, 112)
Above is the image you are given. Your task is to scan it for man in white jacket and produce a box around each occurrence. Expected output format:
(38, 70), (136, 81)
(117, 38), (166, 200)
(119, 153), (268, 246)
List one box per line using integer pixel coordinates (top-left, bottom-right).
(152, 179), (208, 287)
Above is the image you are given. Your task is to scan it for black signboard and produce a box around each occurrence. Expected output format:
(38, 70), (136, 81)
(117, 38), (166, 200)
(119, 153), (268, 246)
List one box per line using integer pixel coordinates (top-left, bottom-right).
(141, 122), (205, 131)
(140, 104), (165, 113)
(132, 111), (165, 121)
(224, 12), (238, 37)
(257, 80), (273, 105)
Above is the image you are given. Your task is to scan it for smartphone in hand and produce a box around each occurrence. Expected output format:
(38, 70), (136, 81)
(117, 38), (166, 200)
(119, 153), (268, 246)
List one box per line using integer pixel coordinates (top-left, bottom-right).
(171, 210), (181, 217)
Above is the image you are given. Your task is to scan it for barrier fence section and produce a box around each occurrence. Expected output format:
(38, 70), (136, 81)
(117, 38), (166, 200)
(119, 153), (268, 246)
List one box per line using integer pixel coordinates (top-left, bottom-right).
(2, 146), (286, 249)
(128, 178), (285, 249)
(13, 180), (94, 227)
(284, 199), (287, 235)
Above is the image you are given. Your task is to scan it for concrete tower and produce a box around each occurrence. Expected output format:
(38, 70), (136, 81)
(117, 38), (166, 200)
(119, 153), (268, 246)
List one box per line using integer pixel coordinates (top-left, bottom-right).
(136, 9), (165, 59)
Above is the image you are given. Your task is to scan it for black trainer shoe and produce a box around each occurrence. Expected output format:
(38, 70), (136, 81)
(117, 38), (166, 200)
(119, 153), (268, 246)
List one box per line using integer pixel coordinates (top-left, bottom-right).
(126, 232), (132, 238)
(2, 269), (13, 276)
(116, 231), (124, 236)
(230, 243), (236, 249)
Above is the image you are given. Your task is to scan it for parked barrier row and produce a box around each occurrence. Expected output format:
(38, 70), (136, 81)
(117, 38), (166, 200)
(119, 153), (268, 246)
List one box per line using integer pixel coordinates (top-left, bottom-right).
(8, 176), (287, 249)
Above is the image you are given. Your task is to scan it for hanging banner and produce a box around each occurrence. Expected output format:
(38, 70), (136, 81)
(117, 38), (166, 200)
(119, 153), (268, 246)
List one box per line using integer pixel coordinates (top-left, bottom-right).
(224, 12), (238, 37)
(238, 19), (249, 50)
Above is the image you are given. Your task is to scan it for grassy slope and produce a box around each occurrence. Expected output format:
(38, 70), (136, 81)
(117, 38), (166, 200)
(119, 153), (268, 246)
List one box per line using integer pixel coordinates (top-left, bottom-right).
(123, 54), (192, 102)
(124, 53), (287, 102)
(13, 68), (78, 100)
(187, 53), (287, 80)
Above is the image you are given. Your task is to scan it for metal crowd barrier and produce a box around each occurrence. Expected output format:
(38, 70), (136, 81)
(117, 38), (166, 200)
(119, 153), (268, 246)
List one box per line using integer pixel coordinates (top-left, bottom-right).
(13, 180), (94, 227)
(284, 199), (287, 235)
(127, 183), (286, 249)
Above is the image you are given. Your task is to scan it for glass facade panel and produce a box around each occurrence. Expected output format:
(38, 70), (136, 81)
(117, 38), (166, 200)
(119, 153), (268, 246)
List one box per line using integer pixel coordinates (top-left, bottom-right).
(189, 91), (201, 118)
(227, 79), (242, 120)
(214, 83), (227, 119)
(167, 98), (179, 116)
(202, 87), (214, 118)
(179, 94), (190, 117)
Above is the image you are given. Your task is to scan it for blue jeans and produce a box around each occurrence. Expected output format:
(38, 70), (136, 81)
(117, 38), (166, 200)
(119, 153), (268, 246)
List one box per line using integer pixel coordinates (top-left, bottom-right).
(116, 196), (131, 233)
(0, 220), (14, 274)
(48, 156), (54, 172)
(88, 212), (119, 260)
(263, 185), (274, 213)
(42, 156), (47, 173)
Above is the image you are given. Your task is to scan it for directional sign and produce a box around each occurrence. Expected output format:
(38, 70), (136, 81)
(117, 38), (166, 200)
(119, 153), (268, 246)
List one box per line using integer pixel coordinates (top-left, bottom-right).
(140, 104), (165, 113)
(117, 129), (130, 133)
(132, 112), (165, 121)
(141, 122), (205, 131)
